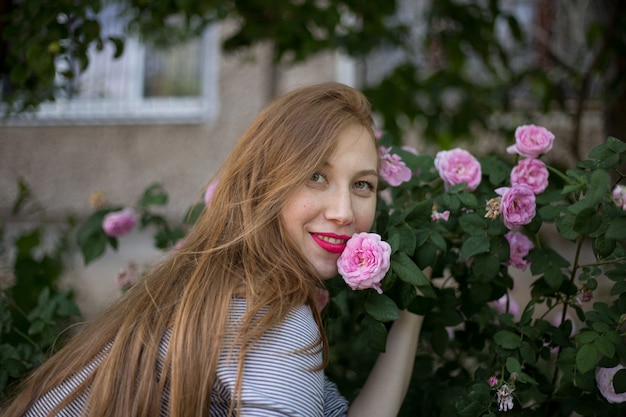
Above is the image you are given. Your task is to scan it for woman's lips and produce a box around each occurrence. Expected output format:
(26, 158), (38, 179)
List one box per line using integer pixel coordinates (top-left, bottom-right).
(311, 232), (350, 254)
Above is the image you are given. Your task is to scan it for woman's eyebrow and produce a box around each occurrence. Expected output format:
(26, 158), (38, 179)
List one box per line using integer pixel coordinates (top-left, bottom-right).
(358, 169), (379, 177)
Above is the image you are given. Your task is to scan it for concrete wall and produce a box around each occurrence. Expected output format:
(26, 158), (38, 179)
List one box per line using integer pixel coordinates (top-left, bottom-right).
(0, 23), (346, 318)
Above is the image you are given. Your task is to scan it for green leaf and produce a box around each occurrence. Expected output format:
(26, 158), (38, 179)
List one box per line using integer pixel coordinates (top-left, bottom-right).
(556, 212), (579, 241)
(364, 293), (400, 322)
(576, 344), (598, 374)
(458, 212), (487, 236)
(494, 330), (521, 349)
(606, 217), (626, 240)
(572, 207), (599, 234)
(404, 199), (433, 227)
(576, 331), (599, 344)
(614, 368), (626, 394)
(138, 183), (168, 207)
(391, 252), (430, 286)
(506, 356), (522, 374)
(594, 334), (616, 358)
(431, 324), (450, 356)
(569, 170), (610, 211)
(471, 253), (500, 280)
(460, 235), (490, 259)
(361, 315), (388, 353)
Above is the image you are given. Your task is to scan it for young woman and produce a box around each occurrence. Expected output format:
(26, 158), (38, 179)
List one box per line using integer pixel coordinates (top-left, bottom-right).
(3, 82), (426, 417)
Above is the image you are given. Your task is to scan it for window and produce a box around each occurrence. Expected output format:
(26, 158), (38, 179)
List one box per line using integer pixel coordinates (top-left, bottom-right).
(8, 5), (220, 125)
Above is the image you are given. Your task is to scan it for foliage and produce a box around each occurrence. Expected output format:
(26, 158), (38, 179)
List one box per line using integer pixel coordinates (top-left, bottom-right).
(0, 0), (124, 114)
(0, 180), (80, 402)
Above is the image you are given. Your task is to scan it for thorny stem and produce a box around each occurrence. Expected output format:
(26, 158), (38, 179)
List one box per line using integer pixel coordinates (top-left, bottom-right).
(550, 235), (585, 388)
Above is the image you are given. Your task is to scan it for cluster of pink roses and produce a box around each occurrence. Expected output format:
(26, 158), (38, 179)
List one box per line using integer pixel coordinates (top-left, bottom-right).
(493, 125), (554, 270)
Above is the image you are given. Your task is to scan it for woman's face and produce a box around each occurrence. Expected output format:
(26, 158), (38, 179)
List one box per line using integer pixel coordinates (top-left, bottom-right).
(281, 124), (379, 279)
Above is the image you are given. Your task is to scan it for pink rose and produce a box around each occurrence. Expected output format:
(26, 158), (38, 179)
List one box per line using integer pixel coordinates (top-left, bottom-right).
(434, 148), (482, 191)
(102, 208), (137, 237)
(612, 185), (626, 210)
(507, 124), (555, 158)
(379, 147), (412, 186)
(510, 158), (549, 194)
(337, 232), (391, 294)
(596, 365), (626, 404)
(495, 185), (536, 229)
(204, 181), (218, 206)
(504, 231), (533, 270)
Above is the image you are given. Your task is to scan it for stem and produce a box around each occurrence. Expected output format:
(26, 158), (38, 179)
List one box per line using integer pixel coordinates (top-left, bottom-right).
(11, 326), (42, 350)
(578, 257), (626, 269)
(546, 165), (571, 183)
(550, 235), (585, 387)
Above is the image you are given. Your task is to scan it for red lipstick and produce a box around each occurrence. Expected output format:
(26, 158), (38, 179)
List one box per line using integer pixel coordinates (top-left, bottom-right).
(311, 232), (350, 254)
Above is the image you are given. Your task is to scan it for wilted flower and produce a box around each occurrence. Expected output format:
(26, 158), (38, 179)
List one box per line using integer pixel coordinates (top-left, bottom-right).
(497, 384), (515, 412)
(504, 231), (533, 270)
(485, 197), (501, 219)
(495, 185), (536, 229)
(337, 232), (391, 294)
(434, 148), (482, 191)
(379, 147), (412, 186)
(507, 124), (555, 158)
(510, 158), (549, 194)
(88, 191), (107, 209)
(431, 204), (450, 221)
(102, 208), (137, 238)
(115, 262), (138, 292)
(578, 283), (593, 303)
(596, 364), (626, 404)
(612, 185), (626, 210)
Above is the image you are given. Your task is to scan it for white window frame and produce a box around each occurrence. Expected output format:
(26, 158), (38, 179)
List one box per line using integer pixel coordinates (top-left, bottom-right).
(6, 24), (220, 126)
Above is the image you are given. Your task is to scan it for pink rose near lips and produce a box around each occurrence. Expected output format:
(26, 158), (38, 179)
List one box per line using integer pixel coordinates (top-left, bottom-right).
(510, 158), (549, 195)
(337, 232), (391, 294)
(102, 208), (137, 238)
(507, 124), (555, 158)
(495, 185), (536, 230)
(434, 148), (482, 191)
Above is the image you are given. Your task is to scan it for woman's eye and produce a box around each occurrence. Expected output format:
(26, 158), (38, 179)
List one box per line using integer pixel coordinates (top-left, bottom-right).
(354, 180), (375, 192)
(309, 172), (326, 183)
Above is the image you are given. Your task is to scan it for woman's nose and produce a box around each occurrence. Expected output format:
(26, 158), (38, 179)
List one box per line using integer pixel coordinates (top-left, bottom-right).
(324, 188), (354, 225)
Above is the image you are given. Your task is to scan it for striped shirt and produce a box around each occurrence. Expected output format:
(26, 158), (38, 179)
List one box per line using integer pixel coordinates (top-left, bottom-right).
(25, 299), (349, 416)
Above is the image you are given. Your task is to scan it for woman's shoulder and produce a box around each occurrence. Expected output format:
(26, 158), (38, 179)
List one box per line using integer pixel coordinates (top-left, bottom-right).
(228, 298), (319, 348)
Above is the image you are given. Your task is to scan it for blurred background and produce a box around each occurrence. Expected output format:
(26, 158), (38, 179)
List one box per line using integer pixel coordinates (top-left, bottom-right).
(1, 0), (624, 317)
